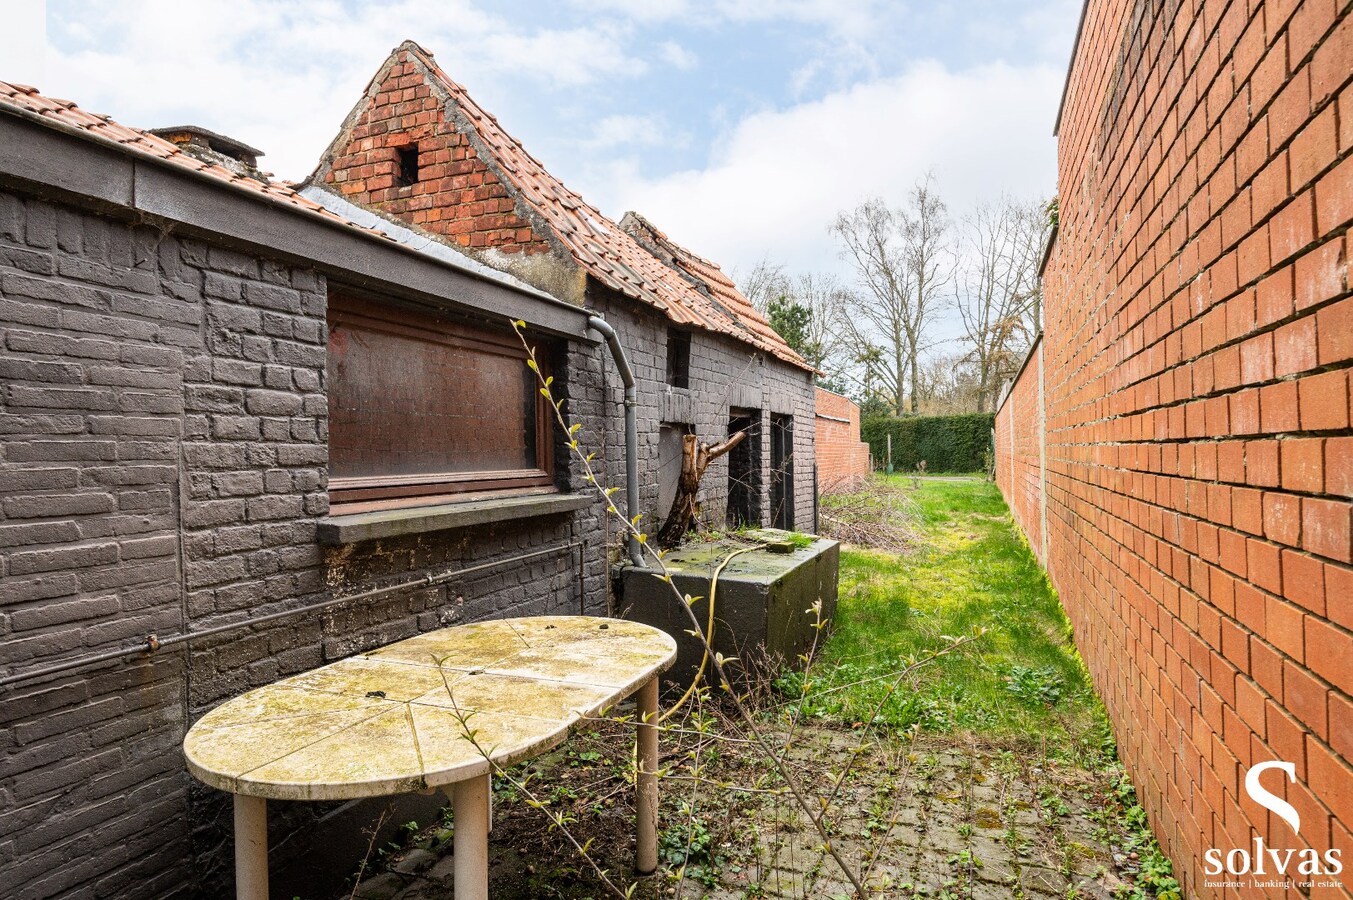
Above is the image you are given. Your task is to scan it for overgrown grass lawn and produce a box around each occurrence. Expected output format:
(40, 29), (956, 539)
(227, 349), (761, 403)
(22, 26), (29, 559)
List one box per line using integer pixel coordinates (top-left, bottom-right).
(805, 476), (1105, 752)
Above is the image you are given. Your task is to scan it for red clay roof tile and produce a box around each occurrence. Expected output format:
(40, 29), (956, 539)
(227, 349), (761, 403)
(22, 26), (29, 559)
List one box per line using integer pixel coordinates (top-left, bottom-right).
(388, 43), (809, 370)
(0, 80), (388, 239)
(619, 211), (807, 367)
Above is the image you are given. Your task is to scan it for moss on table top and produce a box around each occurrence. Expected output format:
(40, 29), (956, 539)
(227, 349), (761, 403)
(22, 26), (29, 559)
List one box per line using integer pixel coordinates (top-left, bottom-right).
(183, 616), (676, 801)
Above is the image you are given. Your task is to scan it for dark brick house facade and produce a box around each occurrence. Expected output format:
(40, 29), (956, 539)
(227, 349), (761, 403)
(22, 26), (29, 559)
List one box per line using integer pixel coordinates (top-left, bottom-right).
(307, 42), (818, 536)
(0, 43), (816, 900)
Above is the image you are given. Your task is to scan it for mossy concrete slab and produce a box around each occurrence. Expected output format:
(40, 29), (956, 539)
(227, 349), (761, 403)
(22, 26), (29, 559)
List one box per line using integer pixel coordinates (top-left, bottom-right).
(317, 493), (592, 544)
(616, 530), (839, 685)
(408, 672), (616, 721)
(183, 615), (675, 801)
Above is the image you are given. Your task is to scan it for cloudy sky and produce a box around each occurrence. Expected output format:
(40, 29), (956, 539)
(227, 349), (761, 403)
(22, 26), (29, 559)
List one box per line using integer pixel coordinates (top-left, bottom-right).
(8, 0), (1077, 323)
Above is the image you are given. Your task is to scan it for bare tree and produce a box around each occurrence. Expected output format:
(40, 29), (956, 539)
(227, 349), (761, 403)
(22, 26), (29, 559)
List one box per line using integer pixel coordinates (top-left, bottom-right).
(955, 197), (1047, 411)
(736, 257), (791, 314)
(915, 351), (983, 414)
(737, 263), (855, 382)
(833, 175), (954, 415)
(831, 200), (911, 415)
(786, 271), (852, 376)
(903, 177), (955, 414)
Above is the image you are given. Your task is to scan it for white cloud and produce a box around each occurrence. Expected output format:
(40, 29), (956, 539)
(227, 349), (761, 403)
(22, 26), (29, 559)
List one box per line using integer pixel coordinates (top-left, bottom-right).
(40, 0), (644, 180)
(591, 58), (1061, 296)
(581, 114), (681, 150)
(658, 40), (697, 70)
(565, 0), (693, 24)
(706, 0), (892, 41)
(33, 0), (1068, 351)
(0, 0), (48, 87)
(788, 44), (880, 98)
(566, 0), (890, 40)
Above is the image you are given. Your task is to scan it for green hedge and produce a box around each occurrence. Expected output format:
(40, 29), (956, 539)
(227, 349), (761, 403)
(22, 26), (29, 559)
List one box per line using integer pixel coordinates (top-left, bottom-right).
(861, 412), (996, 473)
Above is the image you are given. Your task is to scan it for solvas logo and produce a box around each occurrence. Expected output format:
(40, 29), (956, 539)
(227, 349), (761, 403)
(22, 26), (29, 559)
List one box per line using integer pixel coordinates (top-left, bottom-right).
(1202, 760), (1342, 890)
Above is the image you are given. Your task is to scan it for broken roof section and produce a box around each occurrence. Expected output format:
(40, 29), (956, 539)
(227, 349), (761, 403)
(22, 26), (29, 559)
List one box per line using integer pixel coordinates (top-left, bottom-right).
(310, 41), (809, 371)
(149, 124), (265, 165)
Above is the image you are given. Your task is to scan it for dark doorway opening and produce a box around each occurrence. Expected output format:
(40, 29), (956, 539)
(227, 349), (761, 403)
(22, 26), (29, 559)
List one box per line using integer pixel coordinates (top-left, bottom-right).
(770, 414), (794, 530)
(727, 409), (761, 527)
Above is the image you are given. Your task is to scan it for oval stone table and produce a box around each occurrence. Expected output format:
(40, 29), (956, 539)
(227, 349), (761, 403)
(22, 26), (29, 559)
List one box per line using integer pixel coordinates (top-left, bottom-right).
(184, 615), (677, 900)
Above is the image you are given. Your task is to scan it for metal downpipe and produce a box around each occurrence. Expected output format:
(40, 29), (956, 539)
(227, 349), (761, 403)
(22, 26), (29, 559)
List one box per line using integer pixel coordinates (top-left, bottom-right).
(586, 316), (644, 567)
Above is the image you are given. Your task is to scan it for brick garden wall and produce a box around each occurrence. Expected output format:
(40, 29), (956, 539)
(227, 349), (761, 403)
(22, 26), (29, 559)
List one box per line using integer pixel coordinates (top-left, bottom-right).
(995, 0), (1351, 896)
(0, 189), (610, 899)
(814, 388), (871, 492)
(995, 340), (1047, 565)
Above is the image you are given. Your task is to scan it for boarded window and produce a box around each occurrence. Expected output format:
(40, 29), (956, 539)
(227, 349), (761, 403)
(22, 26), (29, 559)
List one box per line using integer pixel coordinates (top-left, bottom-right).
(327, 293), (553, 507)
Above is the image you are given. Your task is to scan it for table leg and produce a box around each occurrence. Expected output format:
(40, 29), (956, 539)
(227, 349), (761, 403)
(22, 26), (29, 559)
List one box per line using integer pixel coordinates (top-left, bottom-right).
(453, 774), (491, 900)
(233, 794), (269, 900)
(636, 676), (659, 874)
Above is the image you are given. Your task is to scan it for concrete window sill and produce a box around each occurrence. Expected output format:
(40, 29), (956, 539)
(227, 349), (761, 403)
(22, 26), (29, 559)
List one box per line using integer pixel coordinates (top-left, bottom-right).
(318, 493), (593, 545)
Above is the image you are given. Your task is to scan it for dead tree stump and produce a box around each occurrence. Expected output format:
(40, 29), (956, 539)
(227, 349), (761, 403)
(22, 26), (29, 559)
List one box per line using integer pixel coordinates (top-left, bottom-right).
(656, 430), (748, 548)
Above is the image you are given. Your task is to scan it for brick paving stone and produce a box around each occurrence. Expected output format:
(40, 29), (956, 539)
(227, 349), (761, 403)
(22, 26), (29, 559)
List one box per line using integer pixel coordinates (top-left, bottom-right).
(335, 727), (1140, 899)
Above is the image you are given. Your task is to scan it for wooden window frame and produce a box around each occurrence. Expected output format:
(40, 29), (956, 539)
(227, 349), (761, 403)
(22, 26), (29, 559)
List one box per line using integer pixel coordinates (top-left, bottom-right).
(327, 293), (555, 510)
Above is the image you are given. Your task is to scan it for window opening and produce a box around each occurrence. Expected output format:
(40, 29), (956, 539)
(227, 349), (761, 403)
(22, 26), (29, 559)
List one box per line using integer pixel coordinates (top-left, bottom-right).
(395, 145), (419, 187)
(666, 330), (691, 388)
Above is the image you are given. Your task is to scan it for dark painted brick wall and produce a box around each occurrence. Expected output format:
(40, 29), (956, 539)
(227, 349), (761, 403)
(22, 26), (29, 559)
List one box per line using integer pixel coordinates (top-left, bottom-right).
(0, 189), (609, 899)
(0, 181), (814, 898)
(589, 287), (817, 542)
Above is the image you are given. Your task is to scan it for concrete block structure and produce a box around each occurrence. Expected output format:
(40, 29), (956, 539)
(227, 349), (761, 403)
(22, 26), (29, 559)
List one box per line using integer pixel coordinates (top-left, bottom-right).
(618, 533), (840, 685)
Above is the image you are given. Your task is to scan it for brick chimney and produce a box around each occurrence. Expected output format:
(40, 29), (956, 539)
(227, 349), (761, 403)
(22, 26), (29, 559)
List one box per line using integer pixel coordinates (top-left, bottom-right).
(150, 125), (266, 179)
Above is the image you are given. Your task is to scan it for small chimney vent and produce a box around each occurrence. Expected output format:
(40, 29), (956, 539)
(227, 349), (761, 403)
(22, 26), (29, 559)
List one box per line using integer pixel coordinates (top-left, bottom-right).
(149, 125), (265, 178)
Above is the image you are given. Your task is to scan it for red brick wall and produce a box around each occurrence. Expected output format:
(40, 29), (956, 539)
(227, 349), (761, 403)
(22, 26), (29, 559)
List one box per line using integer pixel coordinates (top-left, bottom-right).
(322, 49), (551, 255)
(995, 340), (1047, 564)
(815, 388), (871, 491)
(997, 1), (1352, 896)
